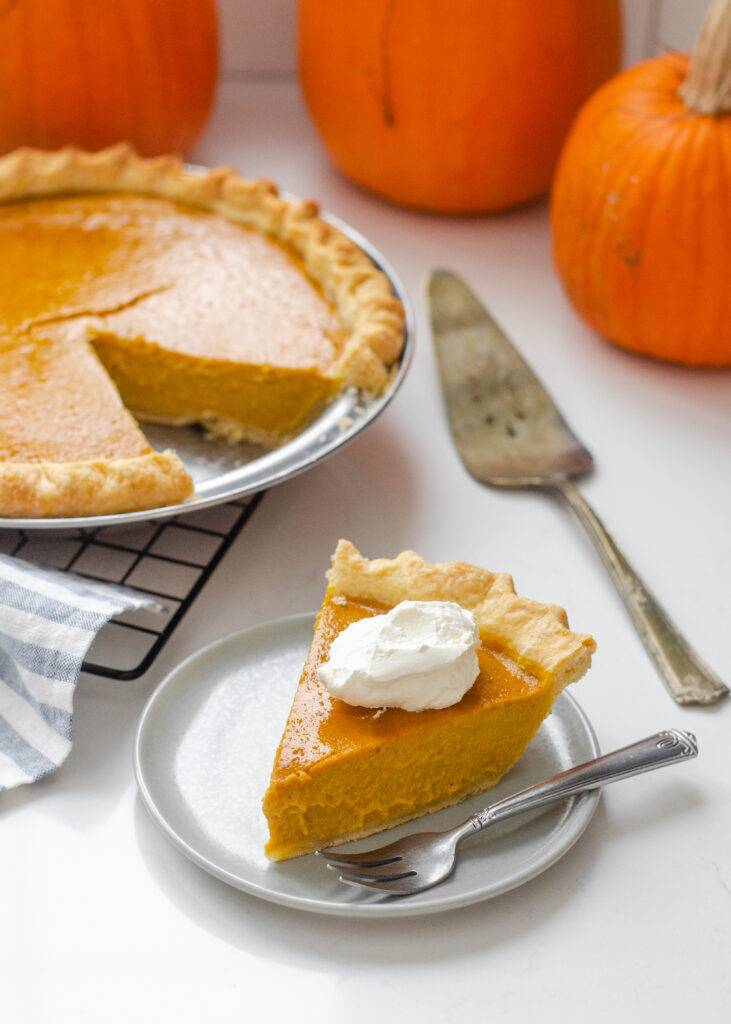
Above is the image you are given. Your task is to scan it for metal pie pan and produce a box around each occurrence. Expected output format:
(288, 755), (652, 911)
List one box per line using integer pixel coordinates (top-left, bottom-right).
(1, 208), (413, 532)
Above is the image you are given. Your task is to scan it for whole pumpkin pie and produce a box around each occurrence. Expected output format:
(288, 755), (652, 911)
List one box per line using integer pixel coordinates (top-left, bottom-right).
(263, 541), (596, 861)
(0, 146), (404, 517)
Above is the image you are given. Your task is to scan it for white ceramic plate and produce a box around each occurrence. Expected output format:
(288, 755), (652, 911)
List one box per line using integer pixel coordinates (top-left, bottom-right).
(134, 613), (601, 918)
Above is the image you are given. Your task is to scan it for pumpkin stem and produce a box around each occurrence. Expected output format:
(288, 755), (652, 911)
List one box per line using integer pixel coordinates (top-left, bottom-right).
(679, 0), (731, 115)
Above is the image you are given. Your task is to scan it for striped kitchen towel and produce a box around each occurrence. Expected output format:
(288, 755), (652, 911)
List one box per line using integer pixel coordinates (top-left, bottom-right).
(0, 553), (157, 790)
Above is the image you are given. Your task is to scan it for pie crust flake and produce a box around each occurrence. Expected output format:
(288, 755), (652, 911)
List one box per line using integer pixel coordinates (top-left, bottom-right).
(0, 146), (405, 517)
(262, 541), (596, 861)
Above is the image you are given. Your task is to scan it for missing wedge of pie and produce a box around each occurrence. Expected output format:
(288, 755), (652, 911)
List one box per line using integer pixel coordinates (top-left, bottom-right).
(263, 541), (596, 861)
(0, 145), (404, 518)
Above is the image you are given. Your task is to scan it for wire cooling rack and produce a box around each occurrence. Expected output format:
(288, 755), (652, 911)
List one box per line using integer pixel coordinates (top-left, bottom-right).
(0, 493), (264, 680)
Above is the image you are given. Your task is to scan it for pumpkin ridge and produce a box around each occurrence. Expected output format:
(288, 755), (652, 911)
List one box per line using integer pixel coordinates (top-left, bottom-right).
(635, 118), (704, 357)
(556, 110), (673, 333)
(554, 86), (660, 340)
(684, 118), (731, 359)
(582, 141), (660, 338)
(625, 121), (701, 354)
(113, 4), (139, 148)
(377, 0), (397, 128)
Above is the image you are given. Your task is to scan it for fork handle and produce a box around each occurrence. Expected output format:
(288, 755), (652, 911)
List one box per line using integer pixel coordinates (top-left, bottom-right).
(468, 728), (698, 833)
(554, 480), (728, 706)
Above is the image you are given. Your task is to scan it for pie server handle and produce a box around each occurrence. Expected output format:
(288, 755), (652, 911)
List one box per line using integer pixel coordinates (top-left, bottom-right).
(556, 480), (728, 706)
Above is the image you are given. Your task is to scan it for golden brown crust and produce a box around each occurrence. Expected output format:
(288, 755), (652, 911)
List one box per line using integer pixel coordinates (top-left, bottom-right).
(0, 144), (405, 394)
(327, 540), (596, 688)
(0, 450), (193, 518)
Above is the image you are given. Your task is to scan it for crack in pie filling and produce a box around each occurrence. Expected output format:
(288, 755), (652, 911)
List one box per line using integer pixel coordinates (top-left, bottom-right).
(0, 145), (405, 517)
(263, 541), (596, 861)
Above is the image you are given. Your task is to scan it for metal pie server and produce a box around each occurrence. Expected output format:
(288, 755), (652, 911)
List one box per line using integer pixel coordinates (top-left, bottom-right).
(428, 269), (728, 706)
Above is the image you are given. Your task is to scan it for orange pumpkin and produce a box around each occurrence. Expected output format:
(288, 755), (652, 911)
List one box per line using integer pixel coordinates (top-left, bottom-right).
(551, 0), (731, 367)
(0, 0), (218, 157)
(298, 0), (621, 213)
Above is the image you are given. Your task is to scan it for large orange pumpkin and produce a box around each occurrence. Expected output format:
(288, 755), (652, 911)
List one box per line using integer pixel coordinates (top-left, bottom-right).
(298, 0), (621, 213)
(551, 0), (731, 366)
(0, 0), (218, 157)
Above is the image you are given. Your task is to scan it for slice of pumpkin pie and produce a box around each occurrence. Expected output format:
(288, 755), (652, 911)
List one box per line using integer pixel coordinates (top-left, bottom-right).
(263, 540), (596, 861)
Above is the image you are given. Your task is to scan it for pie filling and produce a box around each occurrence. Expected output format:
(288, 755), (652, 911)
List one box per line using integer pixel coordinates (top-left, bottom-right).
(0, 337), (151, 464)
(0, 192), (347, 449)
(89, 331), (340, 445)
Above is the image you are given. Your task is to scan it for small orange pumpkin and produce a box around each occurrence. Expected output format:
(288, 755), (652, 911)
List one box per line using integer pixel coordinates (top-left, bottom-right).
(298, 0), (621, 213)
(551, 0), (731, 367)
(0, 0), (218, 157)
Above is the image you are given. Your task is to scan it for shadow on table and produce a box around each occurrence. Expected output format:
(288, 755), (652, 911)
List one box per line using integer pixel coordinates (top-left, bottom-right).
(132, 779), (702, 965)
(0, 670), (155, 827)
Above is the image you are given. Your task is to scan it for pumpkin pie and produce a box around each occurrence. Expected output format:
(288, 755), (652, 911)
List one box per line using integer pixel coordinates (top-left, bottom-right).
(263, 540), (596, 861)
(0, 146), (404, 517)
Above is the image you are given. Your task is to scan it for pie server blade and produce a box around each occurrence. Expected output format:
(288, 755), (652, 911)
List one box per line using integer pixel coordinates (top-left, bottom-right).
(428, 268), (728, 707)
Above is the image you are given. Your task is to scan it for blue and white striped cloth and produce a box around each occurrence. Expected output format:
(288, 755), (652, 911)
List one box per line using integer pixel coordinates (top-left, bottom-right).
(0, 553), (156, 790)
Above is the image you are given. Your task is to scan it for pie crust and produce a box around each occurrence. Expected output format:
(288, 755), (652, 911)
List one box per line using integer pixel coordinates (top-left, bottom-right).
(0, 145), (405, 517)
(0, 451), (193, 519)
(328, 541), (595, 688)
(263, 541), (596, 860)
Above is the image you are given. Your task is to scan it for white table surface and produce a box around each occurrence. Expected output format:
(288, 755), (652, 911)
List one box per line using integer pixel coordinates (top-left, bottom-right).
(3, 80), (730, 1024)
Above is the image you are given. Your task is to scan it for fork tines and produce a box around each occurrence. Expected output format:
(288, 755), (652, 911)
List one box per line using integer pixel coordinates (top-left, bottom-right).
(316, 849), (420, 894)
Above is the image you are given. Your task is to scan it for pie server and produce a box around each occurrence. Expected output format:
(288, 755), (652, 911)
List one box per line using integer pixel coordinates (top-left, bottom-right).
(428, 268), (728, 706)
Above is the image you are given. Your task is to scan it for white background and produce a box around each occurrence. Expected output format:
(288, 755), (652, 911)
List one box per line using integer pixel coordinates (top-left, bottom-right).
(217, 0), (706, 75)
(3, 3), (729, 1023)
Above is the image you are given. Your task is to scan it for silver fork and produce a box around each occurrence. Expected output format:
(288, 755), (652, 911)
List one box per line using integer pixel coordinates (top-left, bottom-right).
(317, 729), (698, 897)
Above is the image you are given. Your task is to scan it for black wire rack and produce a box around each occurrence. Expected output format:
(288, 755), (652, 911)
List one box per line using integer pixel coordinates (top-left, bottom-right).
(0, 493), (264, 679)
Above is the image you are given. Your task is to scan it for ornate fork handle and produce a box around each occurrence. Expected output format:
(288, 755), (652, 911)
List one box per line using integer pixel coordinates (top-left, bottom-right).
(554, 481), (728, 706)
(468, 729), (698, 833)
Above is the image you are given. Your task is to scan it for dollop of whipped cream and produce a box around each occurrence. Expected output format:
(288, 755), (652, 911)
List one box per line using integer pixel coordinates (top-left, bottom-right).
(317, 600), (480, 712)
